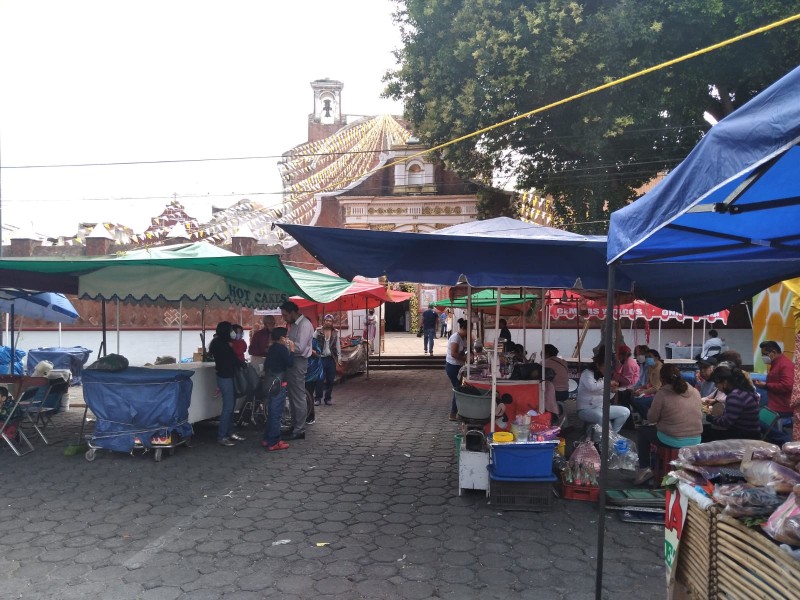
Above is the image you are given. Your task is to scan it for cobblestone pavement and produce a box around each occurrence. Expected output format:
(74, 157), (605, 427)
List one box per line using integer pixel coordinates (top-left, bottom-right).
(0, 367), (663, 599)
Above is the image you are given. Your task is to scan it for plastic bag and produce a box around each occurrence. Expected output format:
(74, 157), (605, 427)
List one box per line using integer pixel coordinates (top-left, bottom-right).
(741, 458), (800, 494)
(762, 493), (800, 544)
(783, 441), (800, 458)
(569, 440), (601, 472)
(678, 439), (780, 466)
(713, 483), (784, 517)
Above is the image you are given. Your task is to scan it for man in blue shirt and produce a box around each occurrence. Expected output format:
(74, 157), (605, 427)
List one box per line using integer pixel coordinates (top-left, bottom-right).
(421, 304), (439, 356)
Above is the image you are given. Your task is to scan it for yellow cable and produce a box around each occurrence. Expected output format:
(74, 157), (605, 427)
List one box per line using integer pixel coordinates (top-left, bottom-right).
(314, 12), (800, 193)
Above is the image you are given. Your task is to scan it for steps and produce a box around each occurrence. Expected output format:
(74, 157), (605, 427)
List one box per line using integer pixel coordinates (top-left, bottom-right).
(369, 354), (445, 371)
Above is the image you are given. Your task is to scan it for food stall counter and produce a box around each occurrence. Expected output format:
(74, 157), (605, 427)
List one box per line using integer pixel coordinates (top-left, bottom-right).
(465, 378), (542, 419)
(147, 362), (220, 424)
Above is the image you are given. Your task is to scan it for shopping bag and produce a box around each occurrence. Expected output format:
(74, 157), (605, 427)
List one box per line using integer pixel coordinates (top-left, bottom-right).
(569, 439), (602, 471)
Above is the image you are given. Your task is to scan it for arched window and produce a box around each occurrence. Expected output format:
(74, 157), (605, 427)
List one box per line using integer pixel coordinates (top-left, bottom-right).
(407, 162), (423, 186)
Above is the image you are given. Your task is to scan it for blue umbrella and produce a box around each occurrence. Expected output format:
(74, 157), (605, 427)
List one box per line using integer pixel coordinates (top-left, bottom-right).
(0, 291), (79, 324)
(0, 291), (80, 374)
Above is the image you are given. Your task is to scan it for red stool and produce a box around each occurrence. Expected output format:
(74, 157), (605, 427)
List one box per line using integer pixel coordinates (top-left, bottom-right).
(652, 445), (681, 486)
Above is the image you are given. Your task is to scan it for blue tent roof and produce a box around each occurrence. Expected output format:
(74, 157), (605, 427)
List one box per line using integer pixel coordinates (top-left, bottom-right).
(281, 217), (633, 291)
(608, 66), (800, 314)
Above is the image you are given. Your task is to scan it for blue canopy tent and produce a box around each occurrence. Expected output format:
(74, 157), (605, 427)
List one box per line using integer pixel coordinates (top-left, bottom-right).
(602, 65), (800, 599)
(281, 217), (632, 292)
(608, 65), (800, 315)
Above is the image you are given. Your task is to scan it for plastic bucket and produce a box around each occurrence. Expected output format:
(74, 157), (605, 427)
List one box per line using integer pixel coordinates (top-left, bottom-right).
(453, 389), (492, 419)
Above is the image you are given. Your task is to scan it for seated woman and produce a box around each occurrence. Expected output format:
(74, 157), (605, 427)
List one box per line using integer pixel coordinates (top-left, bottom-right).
(576, 351), (630, 434)
(631, 349), (664, 420)
(634, 364), (703, 484)
(702, 362), (761, 442)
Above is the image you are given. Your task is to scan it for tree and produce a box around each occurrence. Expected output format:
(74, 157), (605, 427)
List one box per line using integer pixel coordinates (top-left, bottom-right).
(385, 0), (800, 233)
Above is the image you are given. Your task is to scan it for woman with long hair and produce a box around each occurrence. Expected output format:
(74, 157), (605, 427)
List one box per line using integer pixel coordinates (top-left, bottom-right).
(702, 362), (761, 442)
(576, 350), (630, 434)
(633, 364), (703, 485)
(208, 321), (247, 446)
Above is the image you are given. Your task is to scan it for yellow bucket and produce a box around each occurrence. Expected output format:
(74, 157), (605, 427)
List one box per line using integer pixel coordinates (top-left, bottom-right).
(492, 431), (514, 443)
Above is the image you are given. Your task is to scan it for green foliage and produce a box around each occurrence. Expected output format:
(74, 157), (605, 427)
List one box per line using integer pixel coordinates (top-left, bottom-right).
(385, 0), (800, 233)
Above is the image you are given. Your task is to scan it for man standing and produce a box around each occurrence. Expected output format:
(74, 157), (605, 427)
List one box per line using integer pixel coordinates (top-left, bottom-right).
(421, 304), (439, 356)
(314, 314), (341, 406)
(280, 301), (314, 440)
(248, 315), (275, 370)
(439, 309), (449, 338)
(755, 340), (795, 417)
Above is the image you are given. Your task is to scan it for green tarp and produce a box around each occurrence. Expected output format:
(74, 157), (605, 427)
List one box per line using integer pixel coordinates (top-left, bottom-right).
(0, 242), (351, 309)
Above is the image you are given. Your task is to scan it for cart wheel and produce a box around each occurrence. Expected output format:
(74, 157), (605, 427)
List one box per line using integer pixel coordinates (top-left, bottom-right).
(154, 448), (163, 462)
(85, 449), (96, 462)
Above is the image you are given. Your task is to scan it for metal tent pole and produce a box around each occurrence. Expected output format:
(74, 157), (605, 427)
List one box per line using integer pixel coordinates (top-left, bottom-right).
(595, 263), (616, 600)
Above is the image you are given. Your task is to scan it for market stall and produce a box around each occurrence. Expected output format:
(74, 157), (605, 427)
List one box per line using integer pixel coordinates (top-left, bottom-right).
(148, 362), (219, 424)
(607, 66), (800, 597)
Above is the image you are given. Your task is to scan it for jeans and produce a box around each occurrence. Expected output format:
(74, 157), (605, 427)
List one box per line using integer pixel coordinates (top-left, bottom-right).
(216, 376), (235, 441)
(578, 406), (630, 434)
(286, 356), (308, 434)
(315, 356), (337, 403)
(632, 395), (654, 420)
(445, 362), (462, 414)
(440, 323), (447, 337)
(262, 375), (286, 447)
(423, 328), (436, 353)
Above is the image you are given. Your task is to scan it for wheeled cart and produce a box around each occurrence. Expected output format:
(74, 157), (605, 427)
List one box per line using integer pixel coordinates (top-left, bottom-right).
(82, 367), (194, 462)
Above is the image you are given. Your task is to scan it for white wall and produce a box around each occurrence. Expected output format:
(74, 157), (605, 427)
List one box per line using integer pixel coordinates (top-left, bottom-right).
(9, 329), (216, 369)
(503, 327), (753, 363)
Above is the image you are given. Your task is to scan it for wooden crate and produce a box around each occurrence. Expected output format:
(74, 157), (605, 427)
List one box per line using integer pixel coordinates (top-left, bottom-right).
(716, 515), (800, 600)
(675, 499), (718, 600)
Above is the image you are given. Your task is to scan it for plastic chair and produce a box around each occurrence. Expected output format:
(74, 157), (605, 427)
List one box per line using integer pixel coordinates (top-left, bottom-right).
(0, 393), (35, 456)
(759, 407), (779, 441)
(16, 377), (55, 445)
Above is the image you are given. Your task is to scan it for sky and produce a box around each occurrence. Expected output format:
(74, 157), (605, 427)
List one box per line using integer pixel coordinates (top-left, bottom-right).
(0, 0), (404, 238)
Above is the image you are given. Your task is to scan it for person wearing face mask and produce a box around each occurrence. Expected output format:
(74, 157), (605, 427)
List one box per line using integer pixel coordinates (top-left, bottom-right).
(613, 345), (639, 426)
(702, 362), (760, 442)
(631, 350), (663, 421)
(754, 340), (795, 417)
(633, 345), (650, 388)
(208, 321), (247, 446)
(230, 324), (247, 362)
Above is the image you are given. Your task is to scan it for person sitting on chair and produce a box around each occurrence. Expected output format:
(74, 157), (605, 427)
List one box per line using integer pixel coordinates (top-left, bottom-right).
(576, 350), (629, 434)
(700, 329), (724, 360)
(702, 362), (761, 442)
(634, 364), (703, 485)
(632, 349), (664, 420)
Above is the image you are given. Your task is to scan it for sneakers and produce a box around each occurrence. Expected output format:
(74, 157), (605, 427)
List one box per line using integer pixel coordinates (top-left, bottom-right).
(313, 399), (321, 406)
(449, 412), (459, 422)
(324, 400), (332, 406)
(230, 432), (246, 442)
(282, 431), (305, 441)
(218, 438), (235, 447)
(430, 352), (434, 356)
(634, 467), (654, 485)
(262, 440), (289, 451)
(305, 417), (316, 425)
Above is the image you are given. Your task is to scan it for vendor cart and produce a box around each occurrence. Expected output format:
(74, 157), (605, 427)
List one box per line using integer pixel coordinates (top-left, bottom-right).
(82, 367), (193, 462)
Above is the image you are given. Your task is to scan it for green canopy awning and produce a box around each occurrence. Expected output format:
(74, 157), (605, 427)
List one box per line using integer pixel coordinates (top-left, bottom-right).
(0, 242), (351, 309)
(432, 289), (537, 313)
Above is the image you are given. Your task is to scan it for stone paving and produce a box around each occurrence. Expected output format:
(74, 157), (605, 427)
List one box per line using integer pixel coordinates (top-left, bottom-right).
(0, 336), (664, 599)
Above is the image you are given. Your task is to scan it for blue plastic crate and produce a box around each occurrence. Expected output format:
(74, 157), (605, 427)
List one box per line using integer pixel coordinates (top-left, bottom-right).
(490, 441), (557, 478)
(487, 465), (557, 482)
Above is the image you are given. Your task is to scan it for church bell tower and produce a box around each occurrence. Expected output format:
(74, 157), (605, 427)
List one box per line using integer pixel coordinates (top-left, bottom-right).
(308, 78), (345, 143)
